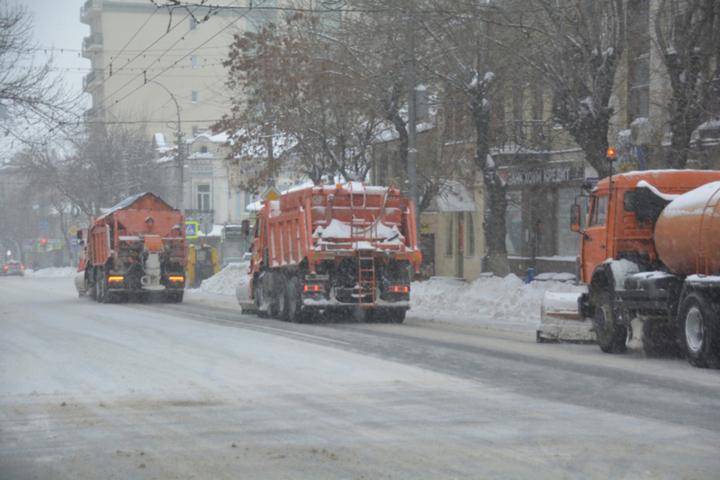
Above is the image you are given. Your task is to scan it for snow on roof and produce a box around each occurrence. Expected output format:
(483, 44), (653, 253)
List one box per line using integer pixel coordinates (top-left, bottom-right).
(434, 182), (476, 212)
(154, 133), (167, 148)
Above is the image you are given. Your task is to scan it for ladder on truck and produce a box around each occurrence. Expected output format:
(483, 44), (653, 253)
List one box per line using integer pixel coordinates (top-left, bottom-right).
(349, 183), (376, 306)
(358, 251), (376, 307)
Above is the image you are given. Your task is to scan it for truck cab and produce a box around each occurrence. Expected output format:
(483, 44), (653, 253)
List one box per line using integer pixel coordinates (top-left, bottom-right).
(573, 170), (720, 355)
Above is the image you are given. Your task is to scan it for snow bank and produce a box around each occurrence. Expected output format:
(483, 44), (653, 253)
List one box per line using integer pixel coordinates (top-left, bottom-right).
(184, 268), (586, 330)
(410, 274), (584, 326)
(25, 267), (77, 278)
(189, 263), (251, 296)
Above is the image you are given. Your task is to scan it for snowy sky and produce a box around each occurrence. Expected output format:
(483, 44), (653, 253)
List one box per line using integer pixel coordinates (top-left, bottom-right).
(25, 0), (88, 103)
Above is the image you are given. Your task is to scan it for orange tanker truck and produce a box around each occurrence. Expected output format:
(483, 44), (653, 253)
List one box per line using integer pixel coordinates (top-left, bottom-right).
(568, 169), (720, 367)
(245, 182), (422, 323)
(79, 192), (187, 303)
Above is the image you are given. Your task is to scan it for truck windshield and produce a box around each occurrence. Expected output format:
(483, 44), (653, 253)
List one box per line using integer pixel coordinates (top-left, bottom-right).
(589, 195), (608, 227)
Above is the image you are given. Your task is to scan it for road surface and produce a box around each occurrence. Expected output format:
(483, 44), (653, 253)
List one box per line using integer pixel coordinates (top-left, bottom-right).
(2, 275), (719, 479)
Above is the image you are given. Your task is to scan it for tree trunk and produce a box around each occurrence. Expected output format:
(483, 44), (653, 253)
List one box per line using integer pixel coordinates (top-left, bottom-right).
(473, 98), (510, 277)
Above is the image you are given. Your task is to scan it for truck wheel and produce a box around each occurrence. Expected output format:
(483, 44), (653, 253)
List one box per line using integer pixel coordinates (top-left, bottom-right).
(95, 269), (106, 303)
(643, 320), (682, 358)
(266, 273), (282, 319)
(594, 289), (627, 354)
(275, 275), (288, 320)
(388, 309), (406, 324)
(254, 276), (267, 318)
(680, 293), (719, 368)
(88, 276), (96, 300)
(286, 277), (306, 323)
(165, 292), (183, 303)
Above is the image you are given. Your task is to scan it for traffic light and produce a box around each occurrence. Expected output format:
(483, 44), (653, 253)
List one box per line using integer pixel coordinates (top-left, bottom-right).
(40, 238), (47, 252)
(41, 238), (47, 245)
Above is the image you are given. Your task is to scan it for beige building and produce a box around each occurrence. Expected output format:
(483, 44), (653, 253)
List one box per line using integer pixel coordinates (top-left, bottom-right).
(80, 0), (278, 214)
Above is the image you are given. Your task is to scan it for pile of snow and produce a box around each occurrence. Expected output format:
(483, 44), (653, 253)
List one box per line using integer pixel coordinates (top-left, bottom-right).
(25, 267), (78, 278)
(189, 263), (251, 296)
(410, 274), (585, 326)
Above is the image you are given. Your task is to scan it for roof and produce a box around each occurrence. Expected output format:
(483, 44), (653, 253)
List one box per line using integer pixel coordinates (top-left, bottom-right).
(595, 170), (720, 193)
(95, 192), (176, 222)
(433, 182), (476, 212)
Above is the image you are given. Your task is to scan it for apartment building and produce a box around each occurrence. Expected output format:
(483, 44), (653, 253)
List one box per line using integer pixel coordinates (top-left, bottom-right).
(80, 0), (277, 214)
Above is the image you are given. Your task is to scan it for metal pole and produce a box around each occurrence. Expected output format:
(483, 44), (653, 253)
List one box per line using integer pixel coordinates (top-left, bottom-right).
(406, 11), (420, 239)
(150, 80), (184, 214)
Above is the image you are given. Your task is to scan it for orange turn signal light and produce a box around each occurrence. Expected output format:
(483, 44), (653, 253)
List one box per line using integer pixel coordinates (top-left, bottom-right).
(389, 285), (410, 293)
(108, 276), (124, 282)
(169, 276), (184, 282)
(303, 284), (325, 292)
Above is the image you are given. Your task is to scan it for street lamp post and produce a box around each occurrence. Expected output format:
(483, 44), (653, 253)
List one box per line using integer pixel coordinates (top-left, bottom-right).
(150, 80), (184, 215)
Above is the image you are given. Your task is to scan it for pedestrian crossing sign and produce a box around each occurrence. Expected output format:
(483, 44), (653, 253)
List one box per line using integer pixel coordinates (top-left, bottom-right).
(185, 221), (199, 239)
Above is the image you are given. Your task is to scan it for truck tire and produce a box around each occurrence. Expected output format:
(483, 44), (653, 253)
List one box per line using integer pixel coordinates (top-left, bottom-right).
(275, 275), (288, 320)
(376, 308), (405, 324)
(680, 293), (719, 368)
(286, 276), (306, 323)
(642, 320), (682, 358)
(95, 268), (107, 303)
(254, 275), (268, 318)
(165, 292), (183, 303)
(594, 289), (627, 354)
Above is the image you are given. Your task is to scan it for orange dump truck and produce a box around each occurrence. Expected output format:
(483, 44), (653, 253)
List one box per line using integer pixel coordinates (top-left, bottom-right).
(571, 170), (720, 367)
(81, 193), (186, 303)
(248, 182), (422, 323)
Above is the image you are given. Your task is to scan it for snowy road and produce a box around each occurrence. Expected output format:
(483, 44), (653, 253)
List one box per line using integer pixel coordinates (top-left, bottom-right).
(2, 276), (720, 479)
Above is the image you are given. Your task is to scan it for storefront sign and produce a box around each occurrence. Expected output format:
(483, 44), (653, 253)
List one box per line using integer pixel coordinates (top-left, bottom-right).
(506, 166), (578, 186)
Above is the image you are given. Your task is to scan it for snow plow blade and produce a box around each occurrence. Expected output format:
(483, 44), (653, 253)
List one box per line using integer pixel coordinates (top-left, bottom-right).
(536, 292), (595, 343)
(238, 300), (258, 314)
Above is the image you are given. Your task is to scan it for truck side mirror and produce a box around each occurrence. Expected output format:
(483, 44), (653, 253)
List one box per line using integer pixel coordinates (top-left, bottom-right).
(570, 204), (581, 232)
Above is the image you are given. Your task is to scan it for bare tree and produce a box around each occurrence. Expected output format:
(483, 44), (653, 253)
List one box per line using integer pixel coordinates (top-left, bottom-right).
(0, 3), (75, 148)
(214, 11), (383, 191)
(16, 122), (166, 216)
(415, 1), (513, 276)
(501, 0), (626, 179)
(655, 0), (720, 169)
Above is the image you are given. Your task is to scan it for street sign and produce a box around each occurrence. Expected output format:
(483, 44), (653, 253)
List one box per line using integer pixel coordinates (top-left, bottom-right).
(70, 238), (79, 249)
(39, 221), (48, 230)
(70, 226), (78, 236)
(185, 221), (199, 239)
(261, 186), (280, 201)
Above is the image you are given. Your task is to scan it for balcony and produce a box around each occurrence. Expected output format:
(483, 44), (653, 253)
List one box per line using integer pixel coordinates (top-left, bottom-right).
(83, 70), (104, 90)
(82, 33), (103, 54)
(80, 0), (100, 21)
(84, 105), (105, 121)
(184, 209), (215, 224)
(492, 120), (553, 151)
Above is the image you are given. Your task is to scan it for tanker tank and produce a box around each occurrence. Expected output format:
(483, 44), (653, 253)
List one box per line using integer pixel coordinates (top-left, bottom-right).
(654, 181), (720, 276)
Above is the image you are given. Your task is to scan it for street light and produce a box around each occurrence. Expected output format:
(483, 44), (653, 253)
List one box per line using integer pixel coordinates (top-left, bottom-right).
(150, 80), (184, 215)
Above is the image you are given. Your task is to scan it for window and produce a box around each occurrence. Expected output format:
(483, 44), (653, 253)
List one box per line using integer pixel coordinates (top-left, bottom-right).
(628, 0), (650, 123)
(192, 125), (199, 136)
(506, 191), (522, 255)
(190, 55), (197, 68)
(465, 213), (475, 257)
(191, 90), (198, 103)
(589, 196), (608, 227)
(197, 184), (211, 211)
(200, 146), (208, 154)
(190, 18), (197, 31)
(445, 216), (453, 257)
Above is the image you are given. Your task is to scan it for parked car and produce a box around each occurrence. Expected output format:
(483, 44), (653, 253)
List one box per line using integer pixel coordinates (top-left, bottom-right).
(3, 260), (25, 276)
